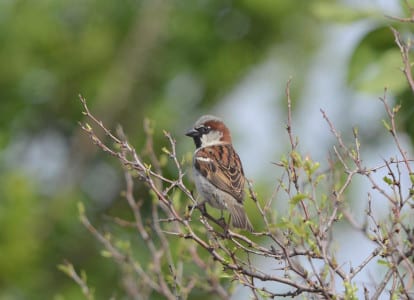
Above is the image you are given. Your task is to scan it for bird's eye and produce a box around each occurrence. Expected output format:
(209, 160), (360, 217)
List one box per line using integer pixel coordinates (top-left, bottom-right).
(198, 126), (211, 134)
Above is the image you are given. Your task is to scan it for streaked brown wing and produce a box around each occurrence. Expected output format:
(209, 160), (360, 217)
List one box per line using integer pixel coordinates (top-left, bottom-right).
(194, 144), (245, 203)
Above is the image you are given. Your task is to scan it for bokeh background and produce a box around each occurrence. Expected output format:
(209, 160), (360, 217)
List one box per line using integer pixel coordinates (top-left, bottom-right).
(1, 0), (413, 299)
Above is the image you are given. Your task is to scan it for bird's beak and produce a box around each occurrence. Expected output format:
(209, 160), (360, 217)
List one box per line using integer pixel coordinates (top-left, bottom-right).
(185, 128), (200, 138)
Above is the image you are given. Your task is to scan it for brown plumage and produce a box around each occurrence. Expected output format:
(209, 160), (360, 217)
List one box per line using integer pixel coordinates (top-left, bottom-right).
(186, 115), (253, 231)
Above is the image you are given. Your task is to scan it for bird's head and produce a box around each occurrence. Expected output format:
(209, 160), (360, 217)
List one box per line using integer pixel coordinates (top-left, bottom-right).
(185, 115), (232, 149)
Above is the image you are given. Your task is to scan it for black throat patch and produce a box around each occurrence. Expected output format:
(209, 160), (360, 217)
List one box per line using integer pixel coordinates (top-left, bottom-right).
(193, 136), (202, 149)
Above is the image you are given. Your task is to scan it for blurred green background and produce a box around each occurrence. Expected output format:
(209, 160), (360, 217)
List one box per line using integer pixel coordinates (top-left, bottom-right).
(1, 0), (413, 299)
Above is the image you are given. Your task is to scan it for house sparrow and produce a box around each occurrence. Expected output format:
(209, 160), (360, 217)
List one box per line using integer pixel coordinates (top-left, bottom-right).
(186, 115), (253, 231)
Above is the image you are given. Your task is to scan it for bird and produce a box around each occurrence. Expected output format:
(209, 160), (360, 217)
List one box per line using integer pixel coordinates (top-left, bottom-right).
(185, 115), (253, 231)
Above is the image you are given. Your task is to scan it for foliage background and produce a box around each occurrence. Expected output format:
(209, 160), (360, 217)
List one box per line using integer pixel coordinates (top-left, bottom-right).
(0, 0), (412, 299)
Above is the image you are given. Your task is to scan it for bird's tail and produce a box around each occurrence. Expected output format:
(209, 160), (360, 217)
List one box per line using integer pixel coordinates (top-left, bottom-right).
(229, 204), (253, 232)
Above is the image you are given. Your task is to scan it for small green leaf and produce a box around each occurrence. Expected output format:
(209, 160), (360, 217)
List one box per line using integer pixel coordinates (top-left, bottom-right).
(279, 155), (288, 167)
(85, 123), (92, 131)
(290, 151), (302, 168)
(219, 273), (233, 279)
(382, 119), (391, 131)
(311, 161), (320, 173)
(162, 147), (171, 155)
(101, 250), (112, 258)
(290, 193), (307, 205)
(377, 259), (389, 266)
(409, 173), (414, 185)
(353, 127), (359, 136)
(315, 174), (326, 184)
(343, 280), (358, 300)
(257, 289), (270, 298)
(115, 240), (130, 251)
(143, 163), (152, 175)
(304, 158), (320, 177)
(78, 202), (85, 215)
(350, 149), (357, 160)
(57, 263), (72, 275)
(382, 176), (393, 185)
(391, 291), (401, 300)
(392, 104), (401, 113)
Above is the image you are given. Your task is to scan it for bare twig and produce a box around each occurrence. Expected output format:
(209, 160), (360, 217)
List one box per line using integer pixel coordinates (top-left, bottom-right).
(391, 27), (414, 96)
(58, 261), (94, 300)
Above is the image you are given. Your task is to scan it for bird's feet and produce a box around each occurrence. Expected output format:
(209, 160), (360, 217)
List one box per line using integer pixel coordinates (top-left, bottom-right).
(188, 202), (206, 213)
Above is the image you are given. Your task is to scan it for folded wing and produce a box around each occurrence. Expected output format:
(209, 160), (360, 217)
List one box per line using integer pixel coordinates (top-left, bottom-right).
(194, 144), (245, 204)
